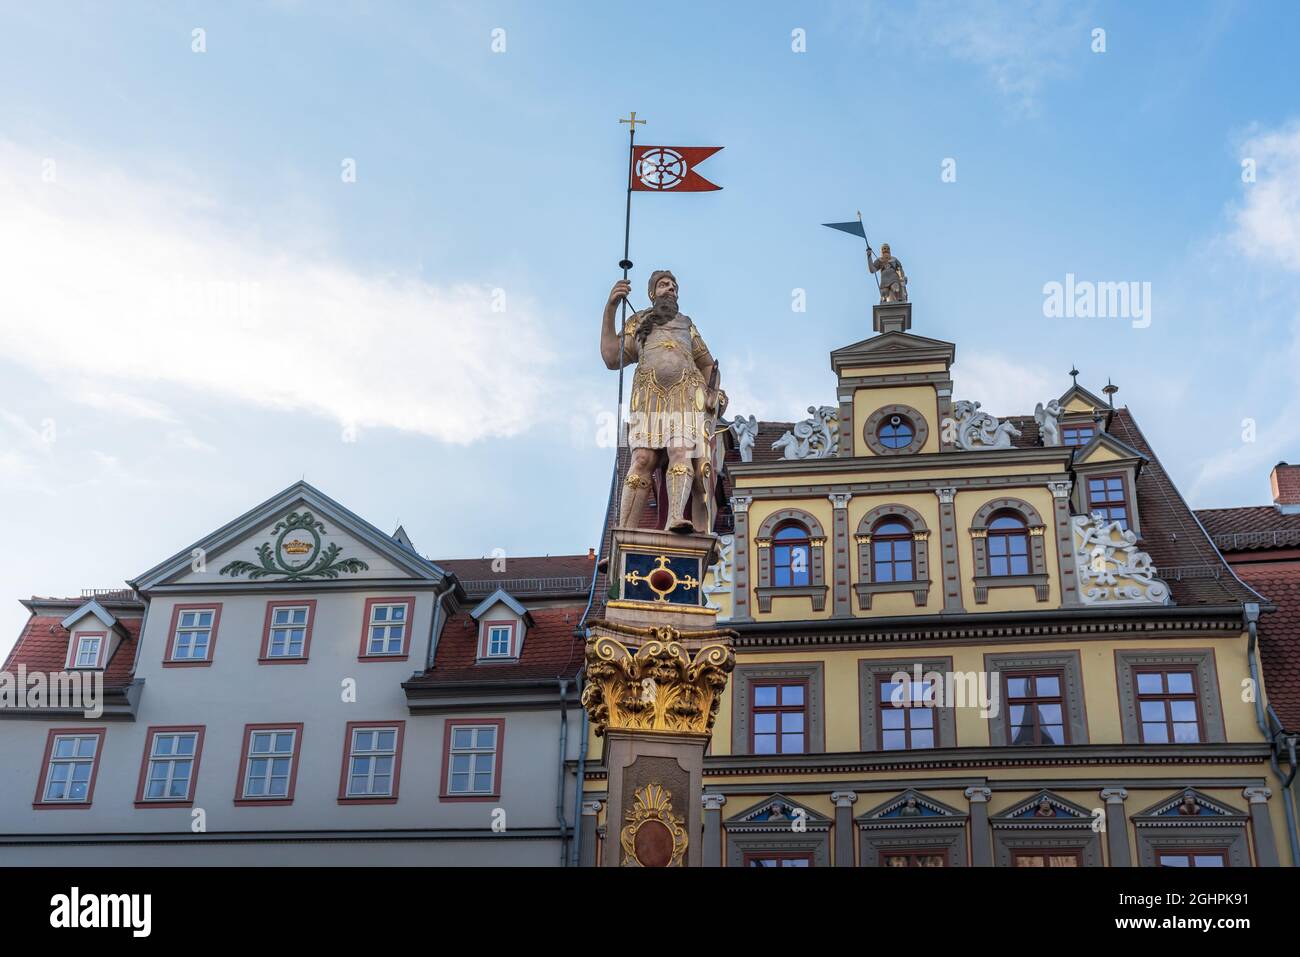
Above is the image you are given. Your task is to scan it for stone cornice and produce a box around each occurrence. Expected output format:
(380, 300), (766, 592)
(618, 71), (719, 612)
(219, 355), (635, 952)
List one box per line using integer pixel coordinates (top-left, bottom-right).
(730, 446), (1074, 480)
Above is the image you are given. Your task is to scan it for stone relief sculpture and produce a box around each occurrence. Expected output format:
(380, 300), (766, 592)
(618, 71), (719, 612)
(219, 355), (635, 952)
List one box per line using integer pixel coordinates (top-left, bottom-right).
(1034, 399), (1064, 447)
(950, 400), (1022, 450)
(726, 415), (758, 463)
(1072, 512), (1170, 605)
(702, 533), (734, 614)
(771, 405), (839, 459)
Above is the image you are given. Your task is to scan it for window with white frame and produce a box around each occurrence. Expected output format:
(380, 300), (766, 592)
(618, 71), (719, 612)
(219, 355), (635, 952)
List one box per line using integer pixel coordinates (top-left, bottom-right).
(172, 610), (214, 661)
(242, 729), (297, 799)
(346, 727), (398, 797)
(42, 734), (101, 803)
(267, 606), (308, 658)
(143, 731), (199, 801)
(447, 725), (498, 795)
(71, 633), (103, 669)
(485, 624), (513, 658)
(366, 603), (407, 656)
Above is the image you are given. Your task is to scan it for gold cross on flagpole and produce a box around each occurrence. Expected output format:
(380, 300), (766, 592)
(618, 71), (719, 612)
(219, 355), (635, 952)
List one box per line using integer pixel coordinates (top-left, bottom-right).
(619, 111), (646, 134)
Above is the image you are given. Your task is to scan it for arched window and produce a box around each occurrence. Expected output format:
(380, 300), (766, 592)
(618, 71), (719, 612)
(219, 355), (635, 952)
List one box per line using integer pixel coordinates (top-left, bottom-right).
(871, 518), (914, 583)
(772, 521), (811, 587)
(987, 511), (1030, 576)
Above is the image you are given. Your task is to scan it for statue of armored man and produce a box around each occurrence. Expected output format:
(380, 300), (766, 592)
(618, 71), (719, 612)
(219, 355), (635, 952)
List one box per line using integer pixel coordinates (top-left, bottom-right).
(600, 270), (727, 534)
(867, 242), (908, 303)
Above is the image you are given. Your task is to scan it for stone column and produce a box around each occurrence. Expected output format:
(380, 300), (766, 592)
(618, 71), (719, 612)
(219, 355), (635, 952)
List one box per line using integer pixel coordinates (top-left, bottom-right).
(965, 786), (993, 866)
(730, 495), (754, 622)
(831, 790), (858, 866)
(702, 793), (726, 867)
(1099, 788), (1131, 867)
(936, 487), (965, 612)
(1244, 787), (1279, 867)
(828, 493), (853, 618)
(579, 800), (603, 867)
(1049, 480), (1081, 607)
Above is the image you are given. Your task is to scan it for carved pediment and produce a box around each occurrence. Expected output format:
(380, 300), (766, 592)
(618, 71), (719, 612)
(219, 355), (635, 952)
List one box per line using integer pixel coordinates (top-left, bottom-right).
(992, 790), (1095, 827)
(830, 330), (955, 376)
(857, 789), (967, 826)
(1132, 789), (1248, 825)
(1072, 513), (1171, 605)
(725, 794), (831, 831)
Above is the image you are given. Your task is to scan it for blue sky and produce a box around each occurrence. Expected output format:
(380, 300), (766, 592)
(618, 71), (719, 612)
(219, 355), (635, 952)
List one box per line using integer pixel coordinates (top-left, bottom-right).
(2, 0), (1299, 653)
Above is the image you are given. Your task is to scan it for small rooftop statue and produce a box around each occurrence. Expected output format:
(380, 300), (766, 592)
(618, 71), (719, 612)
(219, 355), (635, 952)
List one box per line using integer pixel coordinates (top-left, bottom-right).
(867, 242), (908, 303)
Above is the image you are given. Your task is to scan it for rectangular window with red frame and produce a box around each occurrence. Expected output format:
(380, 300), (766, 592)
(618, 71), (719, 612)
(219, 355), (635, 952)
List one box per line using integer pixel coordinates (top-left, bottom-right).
(34, 728), (106, 808)
(259, 601), (316, 663)
(339, 721), (405, 803)
(1087, 474), (1130, 529)
(752, 681), (806, 754)
(1006, 671), (1068, 745)
(135, 726), (205, 807)
(235, 724), (303, 805)
(67, 633), (106, 670)
(164, 604), (222, 666)
(877, 675), (936, 750)
(1135, 669), (1202, 743)
(358, 597), (415, 661)
(440, 718), (504, 800)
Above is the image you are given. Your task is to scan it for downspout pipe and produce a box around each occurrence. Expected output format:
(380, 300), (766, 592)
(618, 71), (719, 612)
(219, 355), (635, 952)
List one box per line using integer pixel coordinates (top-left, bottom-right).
(424, 578), (458, 672)
(1246, 601), (1300, 864)
(556, 678), (570, 866)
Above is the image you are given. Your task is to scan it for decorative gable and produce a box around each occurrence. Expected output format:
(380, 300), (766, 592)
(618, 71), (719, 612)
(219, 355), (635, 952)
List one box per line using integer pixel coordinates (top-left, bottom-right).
(857, 789), (967, 828)
(131, 481), (451, 591)
(1132, 789), (1248, 825)
(724, 794), (831, 833)
(991, 790), (1096, 829)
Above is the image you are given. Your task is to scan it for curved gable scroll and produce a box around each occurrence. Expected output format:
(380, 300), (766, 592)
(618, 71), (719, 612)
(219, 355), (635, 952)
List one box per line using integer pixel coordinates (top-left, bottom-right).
(854, 504), (932, 609)
(754, 507), (827, 613)
(969, 497), (1050, 603)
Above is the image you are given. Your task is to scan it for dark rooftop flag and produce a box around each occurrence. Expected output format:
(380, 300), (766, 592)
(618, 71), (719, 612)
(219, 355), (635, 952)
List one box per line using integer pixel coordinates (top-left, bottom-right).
(822, 220), (867, 239)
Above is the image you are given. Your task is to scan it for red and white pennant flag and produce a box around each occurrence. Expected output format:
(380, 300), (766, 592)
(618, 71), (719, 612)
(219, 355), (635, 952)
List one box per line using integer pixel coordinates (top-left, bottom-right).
(630, 145), (723, 192)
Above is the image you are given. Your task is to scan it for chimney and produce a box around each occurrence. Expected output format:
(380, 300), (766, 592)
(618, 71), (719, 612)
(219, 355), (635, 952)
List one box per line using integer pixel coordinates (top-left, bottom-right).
(1270, 462), (1300, 513)
(587, 547), (596, 560)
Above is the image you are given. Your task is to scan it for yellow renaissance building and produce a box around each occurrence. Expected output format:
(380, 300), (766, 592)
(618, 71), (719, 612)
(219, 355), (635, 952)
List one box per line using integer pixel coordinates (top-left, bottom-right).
(577, 298), (1298, 868)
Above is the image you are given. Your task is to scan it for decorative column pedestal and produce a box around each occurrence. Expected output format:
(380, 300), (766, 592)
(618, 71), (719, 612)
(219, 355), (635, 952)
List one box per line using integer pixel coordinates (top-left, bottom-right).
(582, 527), (737, 867)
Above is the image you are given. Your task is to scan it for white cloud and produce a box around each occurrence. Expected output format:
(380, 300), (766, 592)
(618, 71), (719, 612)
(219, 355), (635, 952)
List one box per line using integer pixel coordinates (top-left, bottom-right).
(910, 0), (1090, 114)
(1231, 121), (1300, 271)
(0, 141), (556, 445)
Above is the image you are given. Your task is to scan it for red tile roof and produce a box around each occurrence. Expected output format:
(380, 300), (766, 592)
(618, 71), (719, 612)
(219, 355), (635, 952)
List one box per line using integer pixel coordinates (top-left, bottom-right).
(436, 554), (596, 583)
(2, 613), (140, 688)
(409, 605), (586, 685)
(1226, 564), (1300, 729)
(1195, 506), (1300, 552)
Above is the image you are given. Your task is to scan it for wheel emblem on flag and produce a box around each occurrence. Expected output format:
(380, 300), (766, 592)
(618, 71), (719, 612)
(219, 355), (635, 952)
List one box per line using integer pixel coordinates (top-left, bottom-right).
(636, 148), (687, 190)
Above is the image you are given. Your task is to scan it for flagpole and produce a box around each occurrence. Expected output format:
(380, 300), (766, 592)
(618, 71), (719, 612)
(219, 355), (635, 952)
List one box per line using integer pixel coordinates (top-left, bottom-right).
(858, 209), (881, 296)
(615, 111), (644, 414)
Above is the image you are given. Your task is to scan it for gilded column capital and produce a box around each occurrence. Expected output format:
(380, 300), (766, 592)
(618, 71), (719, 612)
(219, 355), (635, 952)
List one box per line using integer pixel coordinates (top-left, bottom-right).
(581, 621), (737, 737)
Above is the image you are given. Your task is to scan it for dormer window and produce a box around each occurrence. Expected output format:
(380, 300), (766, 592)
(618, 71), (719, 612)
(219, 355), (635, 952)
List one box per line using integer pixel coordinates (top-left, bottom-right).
(1086, 475), (1130, 530)
(1061, 425), (1095, 447)
(69, 633), (105, 670)
(469, 588), (531, 662)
